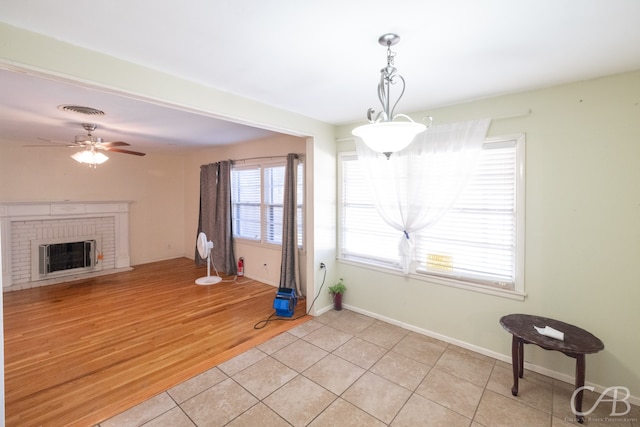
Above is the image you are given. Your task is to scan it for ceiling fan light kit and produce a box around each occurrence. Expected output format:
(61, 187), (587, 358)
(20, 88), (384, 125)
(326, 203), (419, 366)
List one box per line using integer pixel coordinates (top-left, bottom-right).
(71, 149), (109, 166)
(352, 33), (430, 158)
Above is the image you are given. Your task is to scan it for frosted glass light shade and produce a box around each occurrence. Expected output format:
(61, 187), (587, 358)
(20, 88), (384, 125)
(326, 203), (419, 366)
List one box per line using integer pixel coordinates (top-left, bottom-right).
(352, 121), (426, 154)
(71, 150), (109, 165)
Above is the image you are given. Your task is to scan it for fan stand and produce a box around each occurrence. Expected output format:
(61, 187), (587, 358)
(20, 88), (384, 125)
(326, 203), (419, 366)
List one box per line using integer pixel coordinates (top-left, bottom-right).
(196, 255), (222, 285)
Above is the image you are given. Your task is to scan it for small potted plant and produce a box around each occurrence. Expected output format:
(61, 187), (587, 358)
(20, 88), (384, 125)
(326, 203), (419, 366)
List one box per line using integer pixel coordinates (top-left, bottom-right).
(328, 278), (346, 311)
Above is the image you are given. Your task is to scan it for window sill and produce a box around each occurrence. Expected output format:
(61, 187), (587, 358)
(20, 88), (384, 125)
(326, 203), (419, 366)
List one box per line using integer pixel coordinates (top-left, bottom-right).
(234, 237), (281, 250)
(234, 237), (306, 255)
(337, 258), (526, 301)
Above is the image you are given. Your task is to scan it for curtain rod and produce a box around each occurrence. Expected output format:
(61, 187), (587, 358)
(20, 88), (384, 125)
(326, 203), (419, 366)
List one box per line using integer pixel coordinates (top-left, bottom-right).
(230, 154), (304, 163)
(335, 109), (532, 142)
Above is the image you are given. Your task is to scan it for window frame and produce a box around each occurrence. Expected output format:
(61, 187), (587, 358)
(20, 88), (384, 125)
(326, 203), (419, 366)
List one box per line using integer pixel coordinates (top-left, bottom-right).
(231, 159), (305, 250)
(337, 134), (525, 300)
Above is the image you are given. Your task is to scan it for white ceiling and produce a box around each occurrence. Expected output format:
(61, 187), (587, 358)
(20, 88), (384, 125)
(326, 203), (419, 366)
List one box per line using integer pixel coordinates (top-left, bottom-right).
(2, 0), (640, 153)
(0, 69), (279, 153)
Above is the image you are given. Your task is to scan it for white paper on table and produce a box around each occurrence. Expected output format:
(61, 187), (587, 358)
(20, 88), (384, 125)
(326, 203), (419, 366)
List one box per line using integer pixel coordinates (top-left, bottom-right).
(533, 325), (565, 341)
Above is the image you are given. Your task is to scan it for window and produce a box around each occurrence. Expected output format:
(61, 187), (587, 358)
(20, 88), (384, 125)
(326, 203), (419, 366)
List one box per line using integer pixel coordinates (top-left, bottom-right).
(231, 160), (304, 247)
(339, 135), (524, 295)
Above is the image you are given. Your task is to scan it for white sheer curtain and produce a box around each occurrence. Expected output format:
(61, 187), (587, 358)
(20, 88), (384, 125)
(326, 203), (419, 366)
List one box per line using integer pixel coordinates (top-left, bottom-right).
(354, 118), (491, 273)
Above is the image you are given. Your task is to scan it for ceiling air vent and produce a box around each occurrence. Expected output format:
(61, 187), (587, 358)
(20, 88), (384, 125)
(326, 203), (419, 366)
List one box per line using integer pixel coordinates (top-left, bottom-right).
(58, 105), (105, 116)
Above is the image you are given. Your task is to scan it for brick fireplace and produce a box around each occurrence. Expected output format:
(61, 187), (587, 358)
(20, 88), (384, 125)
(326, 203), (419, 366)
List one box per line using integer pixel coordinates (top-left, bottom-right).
(0, 201), (131, 291)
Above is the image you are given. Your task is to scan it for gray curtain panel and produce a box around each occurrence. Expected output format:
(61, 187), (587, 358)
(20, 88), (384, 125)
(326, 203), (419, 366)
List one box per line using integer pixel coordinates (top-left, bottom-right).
(196, 161), (236, 274)
(278, 153), (302, 296)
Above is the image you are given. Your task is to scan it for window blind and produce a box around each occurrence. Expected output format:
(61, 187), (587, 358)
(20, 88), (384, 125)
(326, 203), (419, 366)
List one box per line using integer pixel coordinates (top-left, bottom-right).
(340, 154), (401, 267)
(231, 166), (261, 240)
(414, 141), (517, 287)
(339, 138), (520, 289)
(264, 166), (285, 244)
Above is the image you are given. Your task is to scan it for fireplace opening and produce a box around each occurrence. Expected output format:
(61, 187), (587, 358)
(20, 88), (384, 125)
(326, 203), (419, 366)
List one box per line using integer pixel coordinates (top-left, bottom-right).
(41, 240), (95, 274)
(31, 236), (102, 281)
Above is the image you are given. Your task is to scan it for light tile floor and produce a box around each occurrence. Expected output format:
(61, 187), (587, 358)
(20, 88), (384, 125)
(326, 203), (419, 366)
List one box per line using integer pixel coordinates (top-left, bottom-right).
(100, 309), (639, 426)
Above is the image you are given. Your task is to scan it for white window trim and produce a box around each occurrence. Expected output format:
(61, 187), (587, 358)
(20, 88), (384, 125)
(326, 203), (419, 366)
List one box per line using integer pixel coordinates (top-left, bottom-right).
(337, 134), (526, 301)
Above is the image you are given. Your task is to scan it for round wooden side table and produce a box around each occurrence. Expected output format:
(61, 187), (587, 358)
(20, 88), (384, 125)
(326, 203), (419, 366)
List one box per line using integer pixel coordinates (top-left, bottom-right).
(500, 314), (604, 423)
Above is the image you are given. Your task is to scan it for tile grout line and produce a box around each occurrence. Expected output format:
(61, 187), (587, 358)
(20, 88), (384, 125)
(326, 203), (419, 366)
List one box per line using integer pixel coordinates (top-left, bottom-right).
(106, 311), (608, 426)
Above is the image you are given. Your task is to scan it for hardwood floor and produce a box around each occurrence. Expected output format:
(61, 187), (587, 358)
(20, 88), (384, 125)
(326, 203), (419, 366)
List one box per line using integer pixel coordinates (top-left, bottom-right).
(3, 258), (310, 427)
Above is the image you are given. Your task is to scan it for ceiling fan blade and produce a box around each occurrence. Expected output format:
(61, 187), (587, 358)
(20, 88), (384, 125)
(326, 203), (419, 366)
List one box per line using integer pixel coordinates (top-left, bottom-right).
(34, 126), (144, 157)
(105, 147), (146, 156)
(100, 141), (130, 147)
(36, 137), (83, 146)
(24, 144), (77, 147)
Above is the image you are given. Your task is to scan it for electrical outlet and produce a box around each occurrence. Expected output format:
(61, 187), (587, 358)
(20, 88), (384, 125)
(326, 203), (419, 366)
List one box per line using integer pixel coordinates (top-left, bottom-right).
(320, 262), (326, 269)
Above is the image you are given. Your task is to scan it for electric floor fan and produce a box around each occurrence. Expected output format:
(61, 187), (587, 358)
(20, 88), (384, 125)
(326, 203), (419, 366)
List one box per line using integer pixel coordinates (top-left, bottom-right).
(195, 232), (222, 285)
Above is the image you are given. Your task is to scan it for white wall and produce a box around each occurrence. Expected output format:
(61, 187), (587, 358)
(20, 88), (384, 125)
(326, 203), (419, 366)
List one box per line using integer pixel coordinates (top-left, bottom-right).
(0, 140), (186, 266)
(335, 70), (640, 400)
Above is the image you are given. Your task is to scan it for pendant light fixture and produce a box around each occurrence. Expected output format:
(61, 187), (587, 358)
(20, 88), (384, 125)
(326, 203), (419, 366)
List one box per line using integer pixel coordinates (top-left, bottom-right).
(352, 33), (430, 158)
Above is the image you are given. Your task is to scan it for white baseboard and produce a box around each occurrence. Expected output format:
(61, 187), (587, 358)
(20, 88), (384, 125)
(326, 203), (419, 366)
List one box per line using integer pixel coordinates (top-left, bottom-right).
(241, 274), (279, 287)
(336, 304), (640, 407)
(314, 303), (334, 316)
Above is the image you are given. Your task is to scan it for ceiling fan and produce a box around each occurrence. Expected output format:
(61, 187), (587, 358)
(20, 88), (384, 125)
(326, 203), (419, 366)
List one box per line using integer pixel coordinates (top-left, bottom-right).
(30, 123), (146, 166)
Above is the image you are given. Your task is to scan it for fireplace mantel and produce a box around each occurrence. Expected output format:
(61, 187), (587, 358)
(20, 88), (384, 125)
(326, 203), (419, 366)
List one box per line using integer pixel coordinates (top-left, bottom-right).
(0, 201), (131, 289)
